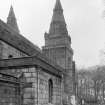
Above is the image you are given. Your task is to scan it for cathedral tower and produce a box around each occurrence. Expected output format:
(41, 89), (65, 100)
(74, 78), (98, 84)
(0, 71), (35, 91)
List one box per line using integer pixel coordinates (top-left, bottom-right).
(42, 0), (74, 103)
(7, 5), (20, 33)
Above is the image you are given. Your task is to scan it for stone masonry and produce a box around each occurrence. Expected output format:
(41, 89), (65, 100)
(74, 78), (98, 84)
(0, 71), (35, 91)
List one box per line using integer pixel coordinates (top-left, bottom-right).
(0, 66), (62, 105)
(0, 0), (75, 105)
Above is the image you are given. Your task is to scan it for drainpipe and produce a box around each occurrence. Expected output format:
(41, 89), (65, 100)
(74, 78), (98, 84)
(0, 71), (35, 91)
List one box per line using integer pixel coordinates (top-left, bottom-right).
(37, 66), (39, 105)
(37, 66), (41, 105)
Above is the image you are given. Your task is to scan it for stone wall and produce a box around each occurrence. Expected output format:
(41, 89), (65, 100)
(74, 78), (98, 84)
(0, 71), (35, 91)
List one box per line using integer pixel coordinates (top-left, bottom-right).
(45, 35), (71, 48)
(0, 39), (63, 105)
(0, 82), (20, 105)
(37, 69), (62, 105)
(1, 66), (62, 105)
(0, 40), (27, 59)
(0, 73), (21, 105)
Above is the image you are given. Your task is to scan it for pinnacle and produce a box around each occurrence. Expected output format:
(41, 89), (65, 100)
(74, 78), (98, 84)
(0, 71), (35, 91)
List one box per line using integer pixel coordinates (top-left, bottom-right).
(10, 5), (15, 17)
(7, 5), (20, 33)
(54, 0), (63, 11)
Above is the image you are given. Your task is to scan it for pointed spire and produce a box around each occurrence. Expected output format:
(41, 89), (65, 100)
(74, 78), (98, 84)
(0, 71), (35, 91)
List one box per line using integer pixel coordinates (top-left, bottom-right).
(54, 0), (63, 11)
(52, 0), (64, 23)
(49, 0), (68, 35)
(7, 5), (20, 33)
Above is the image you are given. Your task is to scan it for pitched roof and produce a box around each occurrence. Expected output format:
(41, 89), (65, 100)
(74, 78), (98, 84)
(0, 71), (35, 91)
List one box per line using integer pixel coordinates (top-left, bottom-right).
(0, 19), (41, 56)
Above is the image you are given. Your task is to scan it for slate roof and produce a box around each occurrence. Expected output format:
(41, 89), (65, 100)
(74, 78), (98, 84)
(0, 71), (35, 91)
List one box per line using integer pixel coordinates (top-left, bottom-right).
(0, 19), (41, 56)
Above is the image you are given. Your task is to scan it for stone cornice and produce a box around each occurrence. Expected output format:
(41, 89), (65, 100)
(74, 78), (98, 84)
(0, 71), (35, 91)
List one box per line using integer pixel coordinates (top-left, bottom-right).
(0, 55), (65, 78)
(43, 44), (73, 55)
(45, 32), (71, 42)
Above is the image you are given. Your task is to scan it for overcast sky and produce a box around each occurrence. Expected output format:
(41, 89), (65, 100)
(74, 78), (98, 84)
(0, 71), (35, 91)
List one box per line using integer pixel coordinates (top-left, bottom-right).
(0, 0), (105, 68)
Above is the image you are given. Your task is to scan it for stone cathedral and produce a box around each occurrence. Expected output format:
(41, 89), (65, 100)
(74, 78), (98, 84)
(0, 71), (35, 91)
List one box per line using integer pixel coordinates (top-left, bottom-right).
(0, 0), (75, 105)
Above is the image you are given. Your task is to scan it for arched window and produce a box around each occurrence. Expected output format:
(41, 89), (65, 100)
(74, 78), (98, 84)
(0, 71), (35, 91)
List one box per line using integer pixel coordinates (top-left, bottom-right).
(48, 79), (53, 103)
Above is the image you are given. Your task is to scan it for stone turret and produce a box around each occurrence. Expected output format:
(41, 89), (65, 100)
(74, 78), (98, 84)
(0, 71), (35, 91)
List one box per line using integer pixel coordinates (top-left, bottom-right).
(7, 5), (20, 33)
